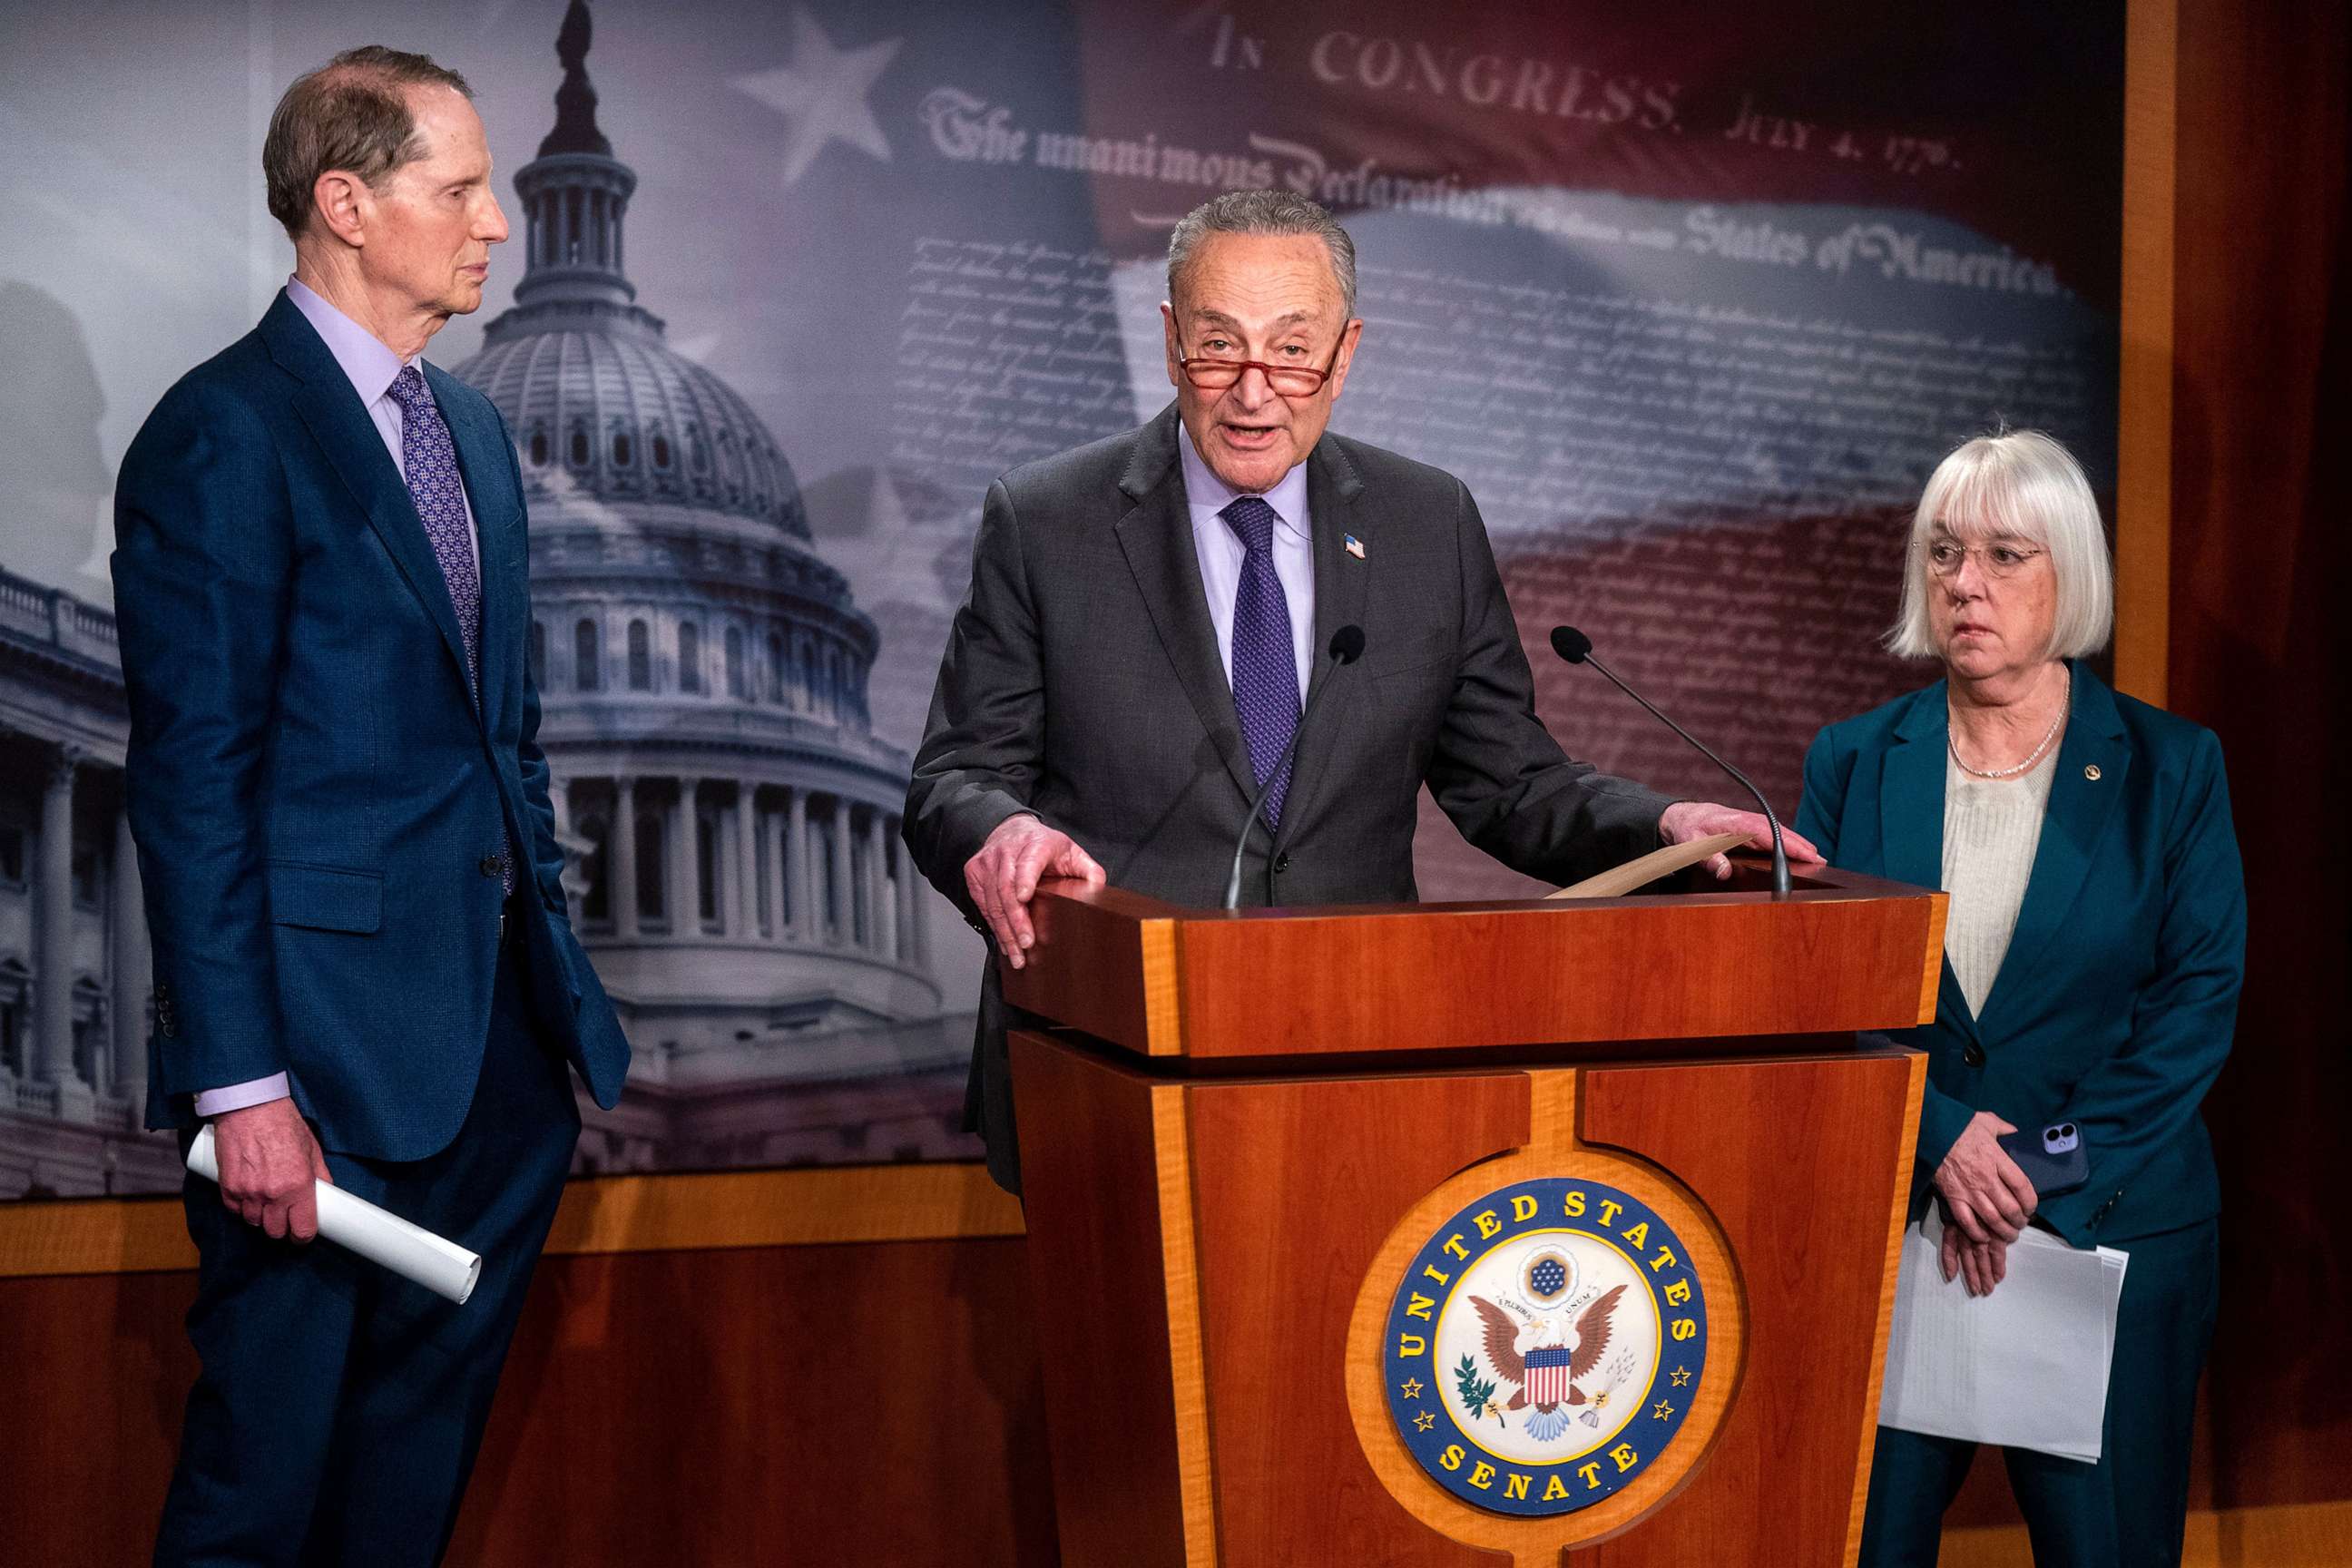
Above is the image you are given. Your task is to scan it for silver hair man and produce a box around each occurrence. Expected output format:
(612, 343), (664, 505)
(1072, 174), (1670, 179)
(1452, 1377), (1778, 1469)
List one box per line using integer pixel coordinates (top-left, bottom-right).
(262, 45), (474, 242)
(1167, 189), (1358, 317)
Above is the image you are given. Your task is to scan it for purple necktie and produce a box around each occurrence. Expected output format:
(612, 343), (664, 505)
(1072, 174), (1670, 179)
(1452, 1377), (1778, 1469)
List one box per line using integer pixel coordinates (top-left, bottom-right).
(1222, 495), (1301, 828)
(388, 365), (513, 895)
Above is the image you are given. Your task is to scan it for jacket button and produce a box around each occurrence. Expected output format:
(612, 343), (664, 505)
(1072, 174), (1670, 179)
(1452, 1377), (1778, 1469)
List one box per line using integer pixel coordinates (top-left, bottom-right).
(1272, 852), (1291, 874)
(478, 855), (503, 877)
(1962, 1043), (1986, 1069)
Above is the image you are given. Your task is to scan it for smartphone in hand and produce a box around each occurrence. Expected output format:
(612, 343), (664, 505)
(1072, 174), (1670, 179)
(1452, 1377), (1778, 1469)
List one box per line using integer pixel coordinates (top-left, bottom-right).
(1997, 1122), (2090, 1199)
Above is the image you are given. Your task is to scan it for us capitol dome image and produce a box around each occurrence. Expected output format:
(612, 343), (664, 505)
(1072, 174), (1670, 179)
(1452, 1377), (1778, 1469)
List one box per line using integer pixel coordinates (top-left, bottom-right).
(451, 2), (968, 1173)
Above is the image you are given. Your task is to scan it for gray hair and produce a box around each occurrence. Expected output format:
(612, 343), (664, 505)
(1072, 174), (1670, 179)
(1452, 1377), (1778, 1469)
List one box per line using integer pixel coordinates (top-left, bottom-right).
(1888, 428), (2114, 662)
(264, 45), (474, 243)
(1167, 191), (1358, 318)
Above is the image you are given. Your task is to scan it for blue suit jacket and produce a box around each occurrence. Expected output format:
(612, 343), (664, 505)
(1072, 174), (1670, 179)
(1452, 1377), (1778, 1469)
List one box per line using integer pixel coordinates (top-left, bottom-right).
(1796, 663), (2244, 1245)
(112, 291), (629, 1161)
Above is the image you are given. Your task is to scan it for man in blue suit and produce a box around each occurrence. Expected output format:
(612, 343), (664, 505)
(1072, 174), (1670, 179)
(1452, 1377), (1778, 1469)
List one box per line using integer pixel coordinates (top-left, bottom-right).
(112, 47), (629, 1567)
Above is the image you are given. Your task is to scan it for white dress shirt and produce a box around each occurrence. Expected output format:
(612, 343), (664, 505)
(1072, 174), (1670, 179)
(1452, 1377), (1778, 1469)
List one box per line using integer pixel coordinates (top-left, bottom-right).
(1177, 422), (1316, 697)
(191, 279), (485, 1119)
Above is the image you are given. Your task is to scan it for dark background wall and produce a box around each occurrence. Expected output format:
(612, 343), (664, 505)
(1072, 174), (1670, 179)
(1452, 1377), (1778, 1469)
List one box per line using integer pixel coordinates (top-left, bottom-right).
(1944, 0), (2352, 1529)
(2168, 0), (2350, 1514)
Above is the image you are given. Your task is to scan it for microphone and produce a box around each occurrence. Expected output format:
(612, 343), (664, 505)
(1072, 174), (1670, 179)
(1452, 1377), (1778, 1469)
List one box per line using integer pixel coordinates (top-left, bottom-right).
(1223, 625), (1366, 909)
(1548, 625), (1790, 898)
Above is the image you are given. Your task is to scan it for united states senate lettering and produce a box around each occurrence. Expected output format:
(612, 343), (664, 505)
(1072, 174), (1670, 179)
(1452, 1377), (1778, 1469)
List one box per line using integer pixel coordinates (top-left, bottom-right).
(1381, 1177), (1708, 1517)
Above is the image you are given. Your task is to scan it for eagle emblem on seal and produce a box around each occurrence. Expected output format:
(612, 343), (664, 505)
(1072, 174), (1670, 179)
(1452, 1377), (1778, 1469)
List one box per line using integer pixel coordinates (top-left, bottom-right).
(1465, 1283), (1628, 1442)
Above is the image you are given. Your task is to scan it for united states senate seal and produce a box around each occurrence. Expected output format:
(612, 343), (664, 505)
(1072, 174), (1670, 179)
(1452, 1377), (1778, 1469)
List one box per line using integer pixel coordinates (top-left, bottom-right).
(1381, 1176), (1709, 1516)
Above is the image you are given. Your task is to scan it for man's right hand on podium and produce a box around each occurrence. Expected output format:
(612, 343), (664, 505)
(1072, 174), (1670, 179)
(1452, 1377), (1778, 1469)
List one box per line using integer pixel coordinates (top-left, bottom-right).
(965, 813), (1106, 969)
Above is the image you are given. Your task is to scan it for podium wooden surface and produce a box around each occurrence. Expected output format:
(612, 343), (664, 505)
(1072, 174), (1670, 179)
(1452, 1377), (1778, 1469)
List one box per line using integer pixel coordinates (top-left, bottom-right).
(1003, 863), (1944, 1568)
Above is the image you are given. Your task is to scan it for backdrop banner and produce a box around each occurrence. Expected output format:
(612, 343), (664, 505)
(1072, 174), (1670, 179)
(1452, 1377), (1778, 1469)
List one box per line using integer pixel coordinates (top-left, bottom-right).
(0, 0), (2122, 1196)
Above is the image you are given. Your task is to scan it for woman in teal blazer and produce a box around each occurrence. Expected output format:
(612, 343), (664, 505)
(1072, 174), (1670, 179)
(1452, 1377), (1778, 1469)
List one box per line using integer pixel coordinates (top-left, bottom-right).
(1797, 431), (2244, 1567)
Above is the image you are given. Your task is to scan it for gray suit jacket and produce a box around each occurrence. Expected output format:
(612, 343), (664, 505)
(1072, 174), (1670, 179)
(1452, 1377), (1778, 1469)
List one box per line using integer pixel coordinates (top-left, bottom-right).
(906, 405), (1673, 1191)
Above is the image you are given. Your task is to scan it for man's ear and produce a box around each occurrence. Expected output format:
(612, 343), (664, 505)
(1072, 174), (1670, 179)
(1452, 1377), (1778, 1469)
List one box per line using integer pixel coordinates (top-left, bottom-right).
(1161, 300), (1182, 388)
(1326, 317), (1366, 402)
(311, 170), (369, 249)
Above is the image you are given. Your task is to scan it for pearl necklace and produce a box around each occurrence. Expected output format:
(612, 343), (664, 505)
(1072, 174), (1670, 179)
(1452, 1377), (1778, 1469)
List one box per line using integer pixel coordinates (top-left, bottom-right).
(1949, 683), (2069, 779)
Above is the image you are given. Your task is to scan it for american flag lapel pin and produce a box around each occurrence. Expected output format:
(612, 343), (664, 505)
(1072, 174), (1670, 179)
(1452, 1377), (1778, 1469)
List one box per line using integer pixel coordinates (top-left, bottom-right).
(1345, 533), (1365, 559)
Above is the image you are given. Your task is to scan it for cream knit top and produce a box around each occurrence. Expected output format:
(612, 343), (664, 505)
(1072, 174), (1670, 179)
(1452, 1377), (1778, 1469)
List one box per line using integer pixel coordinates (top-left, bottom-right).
(1941, 729), (2063, 1019)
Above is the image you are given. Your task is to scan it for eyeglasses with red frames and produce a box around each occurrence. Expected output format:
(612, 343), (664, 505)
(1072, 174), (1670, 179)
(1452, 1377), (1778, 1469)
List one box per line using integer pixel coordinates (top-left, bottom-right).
(1177, 337), (1345, 398)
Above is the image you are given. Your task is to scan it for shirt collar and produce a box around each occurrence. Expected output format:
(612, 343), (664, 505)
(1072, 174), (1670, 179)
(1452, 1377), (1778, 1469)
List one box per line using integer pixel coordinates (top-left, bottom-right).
(1177, 420), (1311, 543)
(286, 275), (413, 407)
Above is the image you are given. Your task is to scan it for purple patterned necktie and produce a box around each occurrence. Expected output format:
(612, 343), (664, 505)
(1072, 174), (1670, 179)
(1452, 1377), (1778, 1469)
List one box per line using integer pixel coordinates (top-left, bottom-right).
(388, 366), (483, 680)
(1222, 495), (1301, 828)
(388, 365), (513, 894)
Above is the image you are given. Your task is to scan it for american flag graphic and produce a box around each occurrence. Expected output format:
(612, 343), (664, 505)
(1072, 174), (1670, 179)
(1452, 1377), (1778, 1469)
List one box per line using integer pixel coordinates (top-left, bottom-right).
(1524, 1346), (1575, 1406)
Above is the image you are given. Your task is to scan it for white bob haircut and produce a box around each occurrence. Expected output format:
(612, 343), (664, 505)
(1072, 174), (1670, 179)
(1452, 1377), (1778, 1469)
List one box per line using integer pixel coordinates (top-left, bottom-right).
(1888, 428), (2114, 662)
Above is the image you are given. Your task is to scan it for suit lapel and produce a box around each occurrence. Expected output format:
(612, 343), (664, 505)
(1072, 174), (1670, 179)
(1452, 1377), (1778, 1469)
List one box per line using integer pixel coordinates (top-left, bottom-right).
(1934, 964), (1978, 1040)
(1880, 684), (1975, 1034)
(262, 296), (478, 717)
(1112, 408), (1257, 804)
(428, 362), (521, 729)
(1975, 665), (2130, 1034)
(1879, 683), (1949, 895)
(1271, 436), (1369, 849)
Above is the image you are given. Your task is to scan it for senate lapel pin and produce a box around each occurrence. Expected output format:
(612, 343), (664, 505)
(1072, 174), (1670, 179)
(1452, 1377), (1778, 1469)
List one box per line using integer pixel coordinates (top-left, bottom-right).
(1345, 534), (1366, 559)
(2084, 764), (2102, 781)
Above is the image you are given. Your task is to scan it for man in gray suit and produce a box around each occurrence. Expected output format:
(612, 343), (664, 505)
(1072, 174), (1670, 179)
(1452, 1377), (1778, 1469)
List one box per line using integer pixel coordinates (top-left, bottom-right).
(906, 191), (1813, 1193)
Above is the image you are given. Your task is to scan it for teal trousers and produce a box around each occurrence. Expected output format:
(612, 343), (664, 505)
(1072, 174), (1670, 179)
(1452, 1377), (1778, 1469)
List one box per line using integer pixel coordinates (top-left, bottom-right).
(1858, 1217), (2219, 1568)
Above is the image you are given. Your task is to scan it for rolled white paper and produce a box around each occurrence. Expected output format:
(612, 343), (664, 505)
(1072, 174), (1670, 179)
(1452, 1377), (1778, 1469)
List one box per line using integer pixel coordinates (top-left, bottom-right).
(187, 1124), (483, 1305)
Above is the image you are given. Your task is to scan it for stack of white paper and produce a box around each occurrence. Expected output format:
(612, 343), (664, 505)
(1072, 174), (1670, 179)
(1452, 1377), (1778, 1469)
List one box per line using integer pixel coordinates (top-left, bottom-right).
(1877, 1205), (2130, 1463)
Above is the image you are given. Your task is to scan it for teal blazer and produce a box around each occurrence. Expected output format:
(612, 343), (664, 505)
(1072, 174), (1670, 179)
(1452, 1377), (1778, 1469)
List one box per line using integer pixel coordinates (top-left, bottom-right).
(1797, 663), (2244, 1245)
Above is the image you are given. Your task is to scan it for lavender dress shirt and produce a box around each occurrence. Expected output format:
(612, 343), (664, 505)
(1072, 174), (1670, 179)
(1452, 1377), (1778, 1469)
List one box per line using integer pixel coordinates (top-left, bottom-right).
(1177, 422), (1316, 696)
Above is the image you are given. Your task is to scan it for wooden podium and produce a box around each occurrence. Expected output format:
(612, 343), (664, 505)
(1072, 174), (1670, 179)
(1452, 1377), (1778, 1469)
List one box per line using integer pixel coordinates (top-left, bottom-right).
(1003, 863), (1945, 1568)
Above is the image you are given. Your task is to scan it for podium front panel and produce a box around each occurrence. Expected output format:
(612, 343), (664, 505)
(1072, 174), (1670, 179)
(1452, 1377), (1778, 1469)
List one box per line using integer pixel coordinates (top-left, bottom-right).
(1014, 1033), (1924, 1568)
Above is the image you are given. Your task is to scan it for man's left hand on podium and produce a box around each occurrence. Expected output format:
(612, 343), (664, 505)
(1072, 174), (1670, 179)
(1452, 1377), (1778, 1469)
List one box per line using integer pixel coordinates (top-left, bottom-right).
(1659, 801), (1822, 880)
